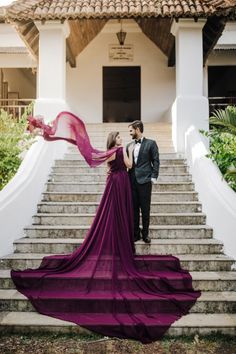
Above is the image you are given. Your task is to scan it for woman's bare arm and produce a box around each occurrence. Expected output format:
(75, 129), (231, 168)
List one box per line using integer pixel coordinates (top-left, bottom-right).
(106, 153), (116, 177)
(123, 145), (133, 169)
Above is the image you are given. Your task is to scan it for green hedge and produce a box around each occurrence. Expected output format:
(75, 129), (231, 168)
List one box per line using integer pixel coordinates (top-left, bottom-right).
(200, 106), (236, 192)
(0, 105), (35, 191)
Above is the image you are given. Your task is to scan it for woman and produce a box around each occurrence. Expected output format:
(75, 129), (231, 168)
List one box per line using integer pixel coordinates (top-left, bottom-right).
(11, 112), (200, 344)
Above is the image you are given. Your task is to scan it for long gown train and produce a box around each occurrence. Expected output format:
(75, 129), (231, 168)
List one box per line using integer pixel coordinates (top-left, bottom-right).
(11, 112), (201, 344)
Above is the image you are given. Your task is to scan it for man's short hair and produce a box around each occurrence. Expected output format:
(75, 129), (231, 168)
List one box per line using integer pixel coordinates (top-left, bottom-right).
(128, 120), (144, 133)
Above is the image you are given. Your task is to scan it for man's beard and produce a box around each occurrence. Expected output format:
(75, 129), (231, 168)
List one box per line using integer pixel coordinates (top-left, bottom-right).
(131, 133), (138, 140)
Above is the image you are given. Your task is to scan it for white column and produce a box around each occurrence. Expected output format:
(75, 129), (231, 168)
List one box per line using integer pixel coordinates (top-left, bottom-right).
(171, 19), (209, 153)
(34, 21), (70, 121)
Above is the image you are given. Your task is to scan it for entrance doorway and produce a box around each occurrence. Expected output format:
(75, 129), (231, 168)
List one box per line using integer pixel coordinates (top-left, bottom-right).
(208, 66), (236, 114)
(103, 66), (141, 123)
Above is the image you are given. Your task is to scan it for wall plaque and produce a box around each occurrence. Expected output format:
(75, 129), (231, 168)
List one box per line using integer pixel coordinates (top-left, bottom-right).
(109, 45), (133, 62)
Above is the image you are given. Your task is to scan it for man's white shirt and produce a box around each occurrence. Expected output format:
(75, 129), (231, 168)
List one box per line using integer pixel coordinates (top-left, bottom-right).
(133, 137), (144, 164)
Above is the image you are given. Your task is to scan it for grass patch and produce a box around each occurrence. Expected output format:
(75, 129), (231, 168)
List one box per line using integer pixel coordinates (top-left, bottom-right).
(0, 332), (236, 354)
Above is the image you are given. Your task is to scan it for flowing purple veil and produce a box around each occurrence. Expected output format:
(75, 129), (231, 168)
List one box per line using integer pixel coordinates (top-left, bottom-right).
(27, 111), (118, 166)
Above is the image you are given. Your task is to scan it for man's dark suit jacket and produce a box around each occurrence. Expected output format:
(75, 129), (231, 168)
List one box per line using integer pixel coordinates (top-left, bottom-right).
(127, 138), (160, 184)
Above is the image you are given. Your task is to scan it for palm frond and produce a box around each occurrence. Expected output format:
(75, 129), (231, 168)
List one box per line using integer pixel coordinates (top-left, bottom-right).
(209, 106), (236, 136)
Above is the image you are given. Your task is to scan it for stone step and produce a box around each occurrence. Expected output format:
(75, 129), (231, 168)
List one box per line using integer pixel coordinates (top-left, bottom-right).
(72, 139), (173, 145)
(51, 165), (189, 174)
(76, 140), (173, 145)
(0, 312), (235, 336)
(85, 136), (173, 140)
(37, 201), (202, 214)
(68, 149), (181, 155)
(64, 153), (184, 160)
(86, 135), (173, 138)
(1, 254), (234, 271)
(24, 225), (213, 239)
(32, 213), (206, 226)
(73, 127), (172, 131)
(84, 131), (173, 135)
(48, 173), (192, 183)
(42, 191), (199, 203)
(81, 127), (172, 131)
(71, 133), (173, 137)
(82, 131), (173, 135)
(70, 147), (176, 153)
(75, 124), (171, 128)
(55, 159), (187, 166)
(46, 182), (195, 193)
(13, 238), (223, 255)
(81, 132), (173, 136)
(0, 290), (235, 314)
(1, 269), (236, 291)
(78, 132), (172, 135)
(152, 148), (176, 153)
(73, 137), (173, 141)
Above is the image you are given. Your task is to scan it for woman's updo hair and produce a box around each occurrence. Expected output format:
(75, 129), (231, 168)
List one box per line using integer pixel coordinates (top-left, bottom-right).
(107, 131), (119, 150)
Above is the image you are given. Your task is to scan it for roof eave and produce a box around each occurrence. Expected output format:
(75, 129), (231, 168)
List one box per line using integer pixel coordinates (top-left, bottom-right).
(3, 9), (236, 22)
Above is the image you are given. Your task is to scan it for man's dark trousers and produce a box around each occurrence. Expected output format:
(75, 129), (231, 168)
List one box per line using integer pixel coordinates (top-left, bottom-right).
(130, 174), (152, 240)
(127, 137), (160, 242)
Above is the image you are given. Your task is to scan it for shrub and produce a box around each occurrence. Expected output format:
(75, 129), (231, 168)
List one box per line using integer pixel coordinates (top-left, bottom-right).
(200, 105), (236, 192)
(0, 105), (35, 191)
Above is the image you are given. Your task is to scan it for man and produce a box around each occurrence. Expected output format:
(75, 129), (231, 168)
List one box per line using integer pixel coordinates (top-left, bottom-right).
(127, 120), (160, 244)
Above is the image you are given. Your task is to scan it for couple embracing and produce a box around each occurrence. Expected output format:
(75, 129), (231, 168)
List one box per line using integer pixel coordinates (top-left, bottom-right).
(107, 119), (160, 245)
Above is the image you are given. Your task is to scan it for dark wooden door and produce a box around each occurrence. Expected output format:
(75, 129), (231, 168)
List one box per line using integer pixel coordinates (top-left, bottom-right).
(103, 66), (141, 123)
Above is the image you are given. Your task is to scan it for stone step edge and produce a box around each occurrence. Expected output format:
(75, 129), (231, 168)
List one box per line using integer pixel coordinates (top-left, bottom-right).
(52, 164), (189, 168)
(66, 156), (183, 160)
(1, 254), (234, 262)
(37, 201), (202, 206)
(0, 313), (236, 333)
(64, 152), (183, 156)
(1, 270), (235, 281)
(48, 173), (192, 176)
(23, 225), (213, 230)
(45, 182), (194, 185)
(42, 191), (198, 195)
(1, 290), (236, 303)
(32, 212), (206, 217)
(62, 158), (187, 162)
(59, 162), (187, 166)
(13, 238), (222, 245)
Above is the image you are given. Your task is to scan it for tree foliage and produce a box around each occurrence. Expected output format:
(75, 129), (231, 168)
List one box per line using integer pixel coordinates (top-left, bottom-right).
(200, 105), (236, 192)
(0, 105), (35, 190)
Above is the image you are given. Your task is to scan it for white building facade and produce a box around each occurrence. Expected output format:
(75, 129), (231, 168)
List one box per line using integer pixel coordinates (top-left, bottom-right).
(0, 0), (236, 152)
(0, 0), (236, 261)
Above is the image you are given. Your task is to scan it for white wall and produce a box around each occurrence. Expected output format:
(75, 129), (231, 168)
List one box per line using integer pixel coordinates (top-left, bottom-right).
(215, 22), (236, 50)
(185, 126), (236, 260)
(206, 21), (236, 80)
(0, 24), (37, 68)
(203, 50), (236, 98)
(0, 23), (25, 47)
(66, 19), (176, 123)
(2, 68), (36, 98)
(207, 50), (236, 66)
(0, 23), (36, 98)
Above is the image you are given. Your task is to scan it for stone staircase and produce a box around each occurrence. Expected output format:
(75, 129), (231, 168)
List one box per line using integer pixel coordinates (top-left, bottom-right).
(0, 122), (236, 336)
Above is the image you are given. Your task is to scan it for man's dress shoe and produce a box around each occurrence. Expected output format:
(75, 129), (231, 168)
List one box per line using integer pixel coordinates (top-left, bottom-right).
(142, 236), (151, 244)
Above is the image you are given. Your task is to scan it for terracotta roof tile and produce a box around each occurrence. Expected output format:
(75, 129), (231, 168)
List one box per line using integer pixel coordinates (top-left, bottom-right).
(2, 0), (236, 20)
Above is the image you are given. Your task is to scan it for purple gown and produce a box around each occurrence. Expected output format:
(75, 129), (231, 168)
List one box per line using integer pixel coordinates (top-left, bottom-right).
(11, 146), (201, 344)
